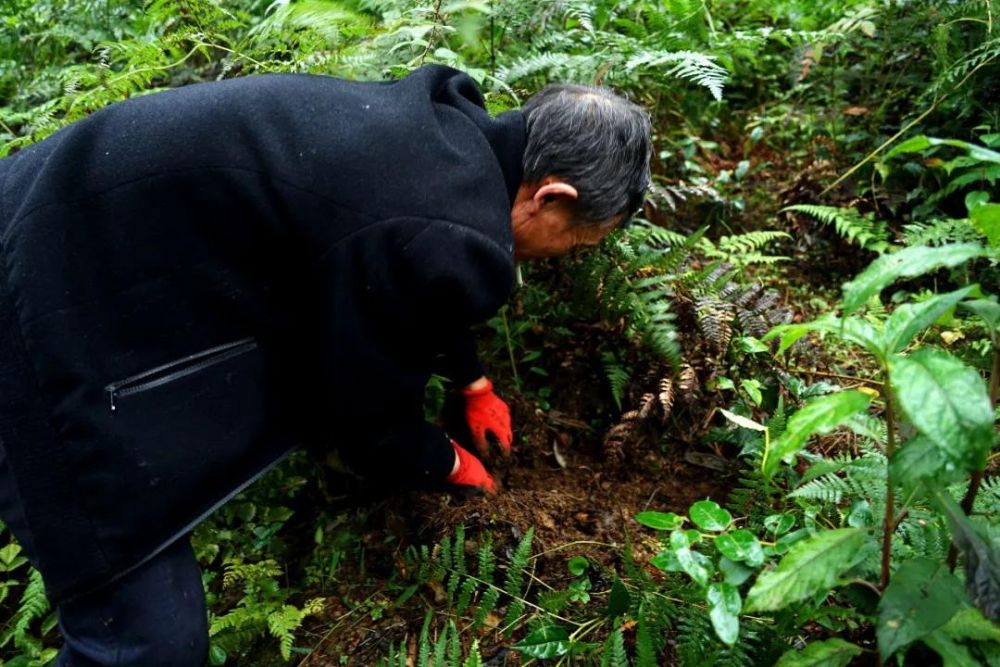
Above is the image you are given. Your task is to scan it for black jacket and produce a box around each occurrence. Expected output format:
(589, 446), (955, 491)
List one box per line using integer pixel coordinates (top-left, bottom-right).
(0, 65), (524, 602)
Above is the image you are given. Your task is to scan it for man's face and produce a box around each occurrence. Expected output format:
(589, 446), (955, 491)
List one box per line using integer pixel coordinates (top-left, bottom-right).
(511, 179), (622, 260)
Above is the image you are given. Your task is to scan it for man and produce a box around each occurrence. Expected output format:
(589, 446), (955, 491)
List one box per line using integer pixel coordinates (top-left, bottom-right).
(0, 64), (651, 665)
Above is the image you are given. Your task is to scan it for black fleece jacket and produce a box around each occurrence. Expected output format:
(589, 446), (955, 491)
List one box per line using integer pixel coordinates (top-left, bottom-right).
(0, 65), (524, 602)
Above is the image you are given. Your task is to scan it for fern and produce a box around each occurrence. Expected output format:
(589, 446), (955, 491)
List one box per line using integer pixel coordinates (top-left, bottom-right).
(601, 627), (629, 667)
(502, 528), (535, 632)
(927, 33), (1000, 100)
(699, 231), (792, 267)
(6, 568), (50, 655)
(603, 352), (631, 410)
(378, 618), (484, 667)
(624, 49), (728, 100)
(903, 217), (985, 246)
(267, 600), (325, 660)
(784, 204), (894, 253)
(210, 558), (324, 662)
(403, 525), (533, 637)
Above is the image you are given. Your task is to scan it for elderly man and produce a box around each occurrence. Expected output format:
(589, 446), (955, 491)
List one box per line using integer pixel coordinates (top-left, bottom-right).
(0, 64), (651, 665)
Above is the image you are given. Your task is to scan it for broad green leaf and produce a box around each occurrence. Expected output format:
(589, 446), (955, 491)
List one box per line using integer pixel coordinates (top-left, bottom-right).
(971, 203), (1000, 247)
(716, 529), (765, 567)
(763, 391), (872, 479)
(879, 558), (967, 659)
(607, 577), (631, 618)
(718, 408), (767, 431)
(635, 511), (684, 531)
(513, 624), (571, 659)
(842, 243), (986, 314)
(745, 528), (867, 612)
(934, 490), (1000, 621)
(0, 543), (21, 567)
(890, 347), (994, 473)
(886, 134), (935, 157)
(960, 298), (1000, 332)
(719, 557), (755, 586)
(923, 630), (980, 667)
(689, 500), (732, 532)
(774, 638), (863, 667)
(966, 190), (992, 211)
(741, 379), (763, 405)
(881, 286), (977, 354)
(209, 644), (227, 666)
(706, 582), (741, 646)
(764, 514), (796, 535)
(766, 528), (810, 557)
(765, 314), (882, 358)
(891, 435), (965, 495)
(887, 135), (1000, 164)
(737, 336), (769, 353)
(650, 549), (682, 573)
(671, 530), (713, 587)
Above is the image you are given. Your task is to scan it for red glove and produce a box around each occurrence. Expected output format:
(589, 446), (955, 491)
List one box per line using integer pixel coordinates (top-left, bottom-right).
(446, 440), (496, 494)
(462, 378), (513, 458)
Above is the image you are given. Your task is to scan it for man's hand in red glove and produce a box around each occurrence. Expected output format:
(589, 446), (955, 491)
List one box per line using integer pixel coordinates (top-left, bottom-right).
(462, 377), (512, 459)
(446, 440), (496, 494)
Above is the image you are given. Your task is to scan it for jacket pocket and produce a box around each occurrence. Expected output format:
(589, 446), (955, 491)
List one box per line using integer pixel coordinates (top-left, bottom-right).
(104, 337), (257, 412)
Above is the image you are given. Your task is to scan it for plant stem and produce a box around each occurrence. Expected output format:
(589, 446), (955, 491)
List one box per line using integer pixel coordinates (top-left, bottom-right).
(880, 379), (898, 590)
(500, 306), (522, 391)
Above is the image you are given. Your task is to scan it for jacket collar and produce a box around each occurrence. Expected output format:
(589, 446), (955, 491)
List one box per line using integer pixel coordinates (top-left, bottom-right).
(424, 65), (525, 207)
(480, 110), (526, 207)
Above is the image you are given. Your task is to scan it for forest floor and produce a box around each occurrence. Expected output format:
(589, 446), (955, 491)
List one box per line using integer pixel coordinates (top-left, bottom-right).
(253, 141), (869, 666)
(296, 386), (730, 666)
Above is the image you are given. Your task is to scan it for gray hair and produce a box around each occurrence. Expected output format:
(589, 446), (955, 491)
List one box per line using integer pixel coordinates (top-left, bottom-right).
(521, 84), (652, 225)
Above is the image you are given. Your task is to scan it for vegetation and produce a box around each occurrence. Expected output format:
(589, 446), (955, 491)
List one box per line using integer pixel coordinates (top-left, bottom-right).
(2, 0), (1000, 664)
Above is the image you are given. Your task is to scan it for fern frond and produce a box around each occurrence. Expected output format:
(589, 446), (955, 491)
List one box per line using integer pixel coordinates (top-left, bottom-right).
(784, 204), (894, 253)
(902, 218), (983, 246)
(625, 49), (727, 100)
(502, 528), (535, 631)
(603, 352), (631, 410)
(601, 627), (629, 667)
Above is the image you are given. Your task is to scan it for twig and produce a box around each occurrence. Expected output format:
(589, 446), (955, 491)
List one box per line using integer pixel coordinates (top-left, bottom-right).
(788, 367), (883, 387)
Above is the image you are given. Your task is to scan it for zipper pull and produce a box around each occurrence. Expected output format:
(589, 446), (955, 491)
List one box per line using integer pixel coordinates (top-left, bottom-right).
(108, 388), (117, 412)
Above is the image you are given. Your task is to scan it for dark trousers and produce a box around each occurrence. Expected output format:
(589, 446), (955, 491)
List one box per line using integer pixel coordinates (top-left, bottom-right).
(54, 538), (208, 667)
(2, 448), (208, 666)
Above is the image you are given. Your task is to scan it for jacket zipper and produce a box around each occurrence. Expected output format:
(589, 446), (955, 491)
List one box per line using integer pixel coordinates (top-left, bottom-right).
(105, 337), (257, 412)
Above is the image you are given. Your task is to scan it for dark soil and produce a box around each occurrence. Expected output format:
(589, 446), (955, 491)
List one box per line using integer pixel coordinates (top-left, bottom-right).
(295, 387), (730, 666)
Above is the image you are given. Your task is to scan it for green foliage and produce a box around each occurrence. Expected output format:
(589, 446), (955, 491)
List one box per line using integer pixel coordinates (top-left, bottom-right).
(783, 204), (893, 254)
(600, 627), (628, 667)
(209, 558), (325, 663)
(774, 638), (862, 667)
(3, 0), (1000, 664)
(379, 617), (482, 667)
(841, 242), (987, 314)
(891, 347), (994, 475)
(877, 557), (968, 660)
(744, 528), (869, 612)
(602, 351), (631, 410)
(763, 390), (872, 479)
(403, 525), (533, 637)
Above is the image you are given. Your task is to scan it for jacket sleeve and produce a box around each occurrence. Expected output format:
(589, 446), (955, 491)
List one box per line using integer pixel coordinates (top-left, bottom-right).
(359, 216), (514, 360)
(432, 331), (485, 387)
(341, 216), (513, 483)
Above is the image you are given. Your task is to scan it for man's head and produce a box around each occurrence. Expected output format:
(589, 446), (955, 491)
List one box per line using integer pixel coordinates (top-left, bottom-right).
(511, 84), (652, 260)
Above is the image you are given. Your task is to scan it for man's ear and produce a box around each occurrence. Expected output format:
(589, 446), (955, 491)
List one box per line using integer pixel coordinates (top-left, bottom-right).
(533, 179), (578, 205)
